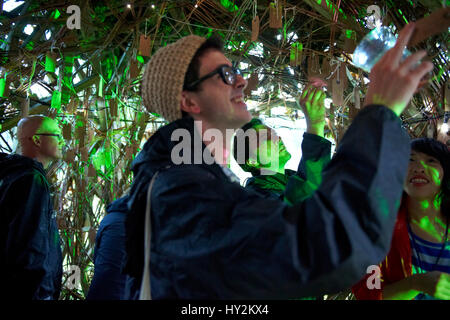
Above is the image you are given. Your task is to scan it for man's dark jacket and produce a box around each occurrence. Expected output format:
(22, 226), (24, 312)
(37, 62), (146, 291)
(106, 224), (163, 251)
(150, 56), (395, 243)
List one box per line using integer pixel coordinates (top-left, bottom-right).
(0, 153), (62, 300)
(87, 196), (128, 300)
(124, 105), (410, 299)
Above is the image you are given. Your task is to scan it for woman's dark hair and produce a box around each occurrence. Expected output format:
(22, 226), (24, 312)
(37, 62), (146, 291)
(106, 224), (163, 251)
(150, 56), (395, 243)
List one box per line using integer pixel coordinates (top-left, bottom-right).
(233, 118), (265, 176)
(410, 137), (450, 218)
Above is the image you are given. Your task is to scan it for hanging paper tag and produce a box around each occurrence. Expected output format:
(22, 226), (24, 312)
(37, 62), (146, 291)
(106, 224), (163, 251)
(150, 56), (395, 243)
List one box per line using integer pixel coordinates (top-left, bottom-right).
(80, 146), (88, 162)
(20, 98), (29, 118)
(88, 163), (96, 177)
(109, 99), (118, 118)
(354, 86), (361, 109)
(269, 2), (282, 29)
(129, 58), (140, 79)
(332, 76), (344, 106)
(45, 52), (57, 73)
(51, 90), (62, 111)
(63, 123), (72, 140)
(64, 148), (75, 163)
(321, 56), (331, 79)
(290, 42), (303, 67)
(66, 98), (77, 114)
(445, 80), (450, 112)
(139, 34), (151, 57)
(125, 146), (134, 160)
(244, 72), (258, 96)
(307, 54), (320, 78)
(343, 30), (356, 53)
(251, 16), (260, 42)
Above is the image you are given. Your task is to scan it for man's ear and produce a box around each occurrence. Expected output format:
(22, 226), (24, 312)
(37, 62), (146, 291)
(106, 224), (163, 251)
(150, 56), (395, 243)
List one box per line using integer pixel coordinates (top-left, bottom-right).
(180, 91), (201, 115)
(31, 135), (41, 148)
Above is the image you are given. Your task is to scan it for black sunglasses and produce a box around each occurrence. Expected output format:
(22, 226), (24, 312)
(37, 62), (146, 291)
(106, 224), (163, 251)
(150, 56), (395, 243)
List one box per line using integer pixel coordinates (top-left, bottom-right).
(34, 133), (63, 140)
(185, 64), (242, 90)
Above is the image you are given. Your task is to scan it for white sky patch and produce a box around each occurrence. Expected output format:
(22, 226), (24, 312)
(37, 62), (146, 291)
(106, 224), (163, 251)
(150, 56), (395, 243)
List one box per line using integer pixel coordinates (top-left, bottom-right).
(3, 0), (24, 12)
(248, 42), (264, 57)
(29, 82), (50, 99)
(23, 24), (34, 35)
(287, 32), (298, 42)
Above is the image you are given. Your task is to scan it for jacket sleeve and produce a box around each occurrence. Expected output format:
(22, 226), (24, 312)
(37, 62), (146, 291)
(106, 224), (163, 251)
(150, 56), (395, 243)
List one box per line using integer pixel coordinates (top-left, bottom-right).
(284, 132), (332, 205)
(87, 215), (127, 300)
(150, 105), (410, 299)
(5, 172), (54, 299)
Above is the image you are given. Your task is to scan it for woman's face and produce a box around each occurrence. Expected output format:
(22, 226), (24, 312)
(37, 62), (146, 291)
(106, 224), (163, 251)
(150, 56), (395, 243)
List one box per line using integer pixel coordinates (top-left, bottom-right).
(404, 151), (444, 201)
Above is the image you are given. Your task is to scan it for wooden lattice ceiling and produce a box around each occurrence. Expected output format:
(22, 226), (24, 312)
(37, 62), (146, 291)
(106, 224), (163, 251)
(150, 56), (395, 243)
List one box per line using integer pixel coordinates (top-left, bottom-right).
(0, 0), (448, 142)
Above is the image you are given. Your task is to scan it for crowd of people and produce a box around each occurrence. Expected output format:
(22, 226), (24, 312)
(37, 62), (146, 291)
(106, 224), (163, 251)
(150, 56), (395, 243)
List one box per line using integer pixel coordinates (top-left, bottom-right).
(1, 22), (448, 300)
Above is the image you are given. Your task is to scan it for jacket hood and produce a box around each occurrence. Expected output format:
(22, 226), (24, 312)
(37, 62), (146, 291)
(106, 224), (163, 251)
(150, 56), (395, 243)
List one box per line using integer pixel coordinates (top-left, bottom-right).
(0, 153), (46, 180)
(106, 195), (130, 214)
(131, 116), (211, 176)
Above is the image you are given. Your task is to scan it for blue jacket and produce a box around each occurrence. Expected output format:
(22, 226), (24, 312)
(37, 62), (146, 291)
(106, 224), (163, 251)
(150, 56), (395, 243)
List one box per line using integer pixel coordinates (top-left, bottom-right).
(123, 105), (410, 299)
(87, 196), (129, 300)
(0, 153), (62, 300)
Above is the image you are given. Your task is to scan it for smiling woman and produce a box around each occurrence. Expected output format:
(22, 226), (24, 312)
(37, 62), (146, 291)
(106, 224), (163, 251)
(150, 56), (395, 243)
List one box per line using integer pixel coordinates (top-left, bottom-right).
(352, 137), (450, 300)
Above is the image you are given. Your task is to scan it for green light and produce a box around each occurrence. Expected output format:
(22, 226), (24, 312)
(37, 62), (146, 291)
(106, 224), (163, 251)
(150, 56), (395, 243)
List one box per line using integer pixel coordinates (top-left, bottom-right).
(433, 195), (441, 210)
(45, 53), (56, 73)
(220, 0), (239, 12)
(419, 160), (441, 186)
(345, 29), (353, 39)
(51, 90), (62, 111)
(0, 77), (6, 98)
(419, 200), (429, 210)
(136, 55), (144, 64)
(51, 9), (61, 20)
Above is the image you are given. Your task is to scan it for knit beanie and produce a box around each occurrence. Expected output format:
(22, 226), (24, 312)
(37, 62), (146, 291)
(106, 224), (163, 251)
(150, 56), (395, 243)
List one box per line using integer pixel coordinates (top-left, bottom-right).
(141, 35), (207, 123)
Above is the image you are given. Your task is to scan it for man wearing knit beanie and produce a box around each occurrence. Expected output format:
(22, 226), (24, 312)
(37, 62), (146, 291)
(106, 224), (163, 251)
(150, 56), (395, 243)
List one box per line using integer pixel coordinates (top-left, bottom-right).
(124, 22), (434, 299)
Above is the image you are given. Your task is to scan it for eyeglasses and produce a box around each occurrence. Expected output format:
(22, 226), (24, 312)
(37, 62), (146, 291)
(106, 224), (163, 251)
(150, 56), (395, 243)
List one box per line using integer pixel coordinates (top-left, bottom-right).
(34, 133), (64, 143)
(185, 64), (242, 90)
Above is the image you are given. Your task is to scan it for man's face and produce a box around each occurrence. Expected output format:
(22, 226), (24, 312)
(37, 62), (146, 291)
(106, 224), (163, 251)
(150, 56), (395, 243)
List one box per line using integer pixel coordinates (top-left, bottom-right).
(193, 49), (251, 129)
(404, 151), (444, 201)
(35, 118), (64, 160)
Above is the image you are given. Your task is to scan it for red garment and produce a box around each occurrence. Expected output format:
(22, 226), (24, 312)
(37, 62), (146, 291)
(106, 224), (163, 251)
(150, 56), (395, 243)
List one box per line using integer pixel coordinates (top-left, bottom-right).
(351, 203), (413, 299)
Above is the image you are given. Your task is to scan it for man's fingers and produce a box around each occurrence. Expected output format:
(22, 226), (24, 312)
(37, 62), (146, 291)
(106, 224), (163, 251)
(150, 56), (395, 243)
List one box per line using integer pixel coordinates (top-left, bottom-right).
(399, 50), (427, 74)
(391, 23), (415, 65)
(411, 60), (434, 80)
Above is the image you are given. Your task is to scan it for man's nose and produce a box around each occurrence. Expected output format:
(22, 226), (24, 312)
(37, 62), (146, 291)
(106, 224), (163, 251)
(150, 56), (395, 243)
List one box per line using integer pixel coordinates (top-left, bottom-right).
(234, 74), (247, 90)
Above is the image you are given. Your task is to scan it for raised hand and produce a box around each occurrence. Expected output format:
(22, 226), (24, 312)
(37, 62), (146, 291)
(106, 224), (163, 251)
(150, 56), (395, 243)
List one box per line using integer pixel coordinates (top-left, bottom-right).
(363, 23), (434, 116)
(299, 84), (326, 137)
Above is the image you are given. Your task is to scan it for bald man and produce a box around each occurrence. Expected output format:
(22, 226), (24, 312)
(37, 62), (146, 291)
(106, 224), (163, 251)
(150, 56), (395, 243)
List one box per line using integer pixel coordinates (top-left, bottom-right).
(0, 115), (64, 300)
